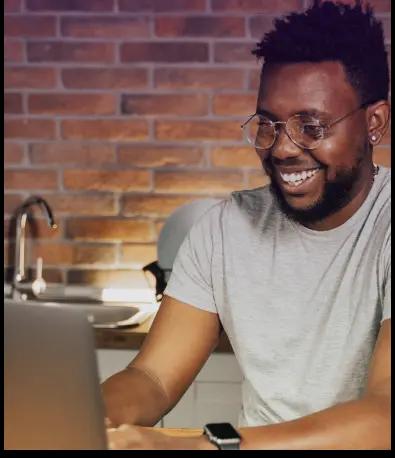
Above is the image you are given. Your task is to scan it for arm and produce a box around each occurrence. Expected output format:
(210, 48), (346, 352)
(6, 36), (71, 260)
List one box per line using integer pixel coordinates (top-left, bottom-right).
(102, 294), (221, 427)
(236, 319), (391, 450)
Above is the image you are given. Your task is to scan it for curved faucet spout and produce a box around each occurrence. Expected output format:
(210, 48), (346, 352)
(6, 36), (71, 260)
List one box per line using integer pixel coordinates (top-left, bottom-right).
(20, 196), (57, 229)
(13, 196), (57, 291)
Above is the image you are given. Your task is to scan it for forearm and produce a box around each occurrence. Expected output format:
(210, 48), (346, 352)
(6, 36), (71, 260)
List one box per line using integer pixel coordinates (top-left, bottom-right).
(102, 365), (171, 427)
(238, 394), (391, 450)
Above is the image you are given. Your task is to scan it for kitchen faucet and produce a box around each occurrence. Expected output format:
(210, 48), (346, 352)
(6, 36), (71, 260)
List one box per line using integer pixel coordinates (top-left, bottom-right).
(12, 196), (57, 300)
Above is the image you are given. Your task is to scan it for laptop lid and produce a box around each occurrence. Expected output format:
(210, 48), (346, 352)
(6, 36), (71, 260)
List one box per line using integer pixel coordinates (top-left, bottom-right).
(4, 300), (108, 450)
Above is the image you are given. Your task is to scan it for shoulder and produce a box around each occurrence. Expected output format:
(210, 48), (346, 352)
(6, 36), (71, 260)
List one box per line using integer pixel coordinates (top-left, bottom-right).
(229, 184), (275, 216)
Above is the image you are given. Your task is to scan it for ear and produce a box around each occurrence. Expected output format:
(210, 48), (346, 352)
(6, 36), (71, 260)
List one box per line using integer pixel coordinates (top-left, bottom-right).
(366, 100), (391, 146)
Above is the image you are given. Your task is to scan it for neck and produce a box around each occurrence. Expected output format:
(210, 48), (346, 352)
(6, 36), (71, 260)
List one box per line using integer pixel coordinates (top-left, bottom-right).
(305, 165), (377, 231)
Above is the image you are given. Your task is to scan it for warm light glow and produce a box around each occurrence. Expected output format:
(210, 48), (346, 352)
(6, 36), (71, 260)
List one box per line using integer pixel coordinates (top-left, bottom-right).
(100, 288), (156, 305)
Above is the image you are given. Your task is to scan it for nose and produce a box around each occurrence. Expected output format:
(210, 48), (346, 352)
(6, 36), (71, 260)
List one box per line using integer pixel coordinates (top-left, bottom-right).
(271, 125), (303, 162)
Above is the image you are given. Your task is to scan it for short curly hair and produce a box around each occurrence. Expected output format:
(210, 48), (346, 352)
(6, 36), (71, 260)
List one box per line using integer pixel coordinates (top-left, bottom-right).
(252, 0), (389, 104)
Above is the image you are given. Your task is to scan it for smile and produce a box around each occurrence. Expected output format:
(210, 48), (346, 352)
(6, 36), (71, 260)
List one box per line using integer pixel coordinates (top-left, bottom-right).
(279, 167), (321, 187)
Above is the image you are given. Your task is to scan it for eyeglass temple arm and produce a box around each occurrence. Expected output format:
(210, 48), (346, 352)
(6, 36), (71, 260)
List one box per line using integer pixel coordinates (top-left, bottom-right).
(327, 101), (371, 129)
(241, 113), (258, 128)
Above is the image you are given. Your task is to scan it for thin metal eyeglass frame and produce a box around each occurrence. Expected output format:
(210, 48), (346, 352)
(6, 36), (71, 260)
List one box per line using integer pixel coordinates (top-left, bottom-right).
(240, 102), (370, 151)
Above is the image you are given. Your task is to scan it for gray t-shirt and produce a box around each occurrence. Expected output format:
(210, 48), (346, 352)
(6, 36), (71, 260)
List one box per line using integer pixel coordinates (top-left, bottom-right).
(164, 167), (391, 427)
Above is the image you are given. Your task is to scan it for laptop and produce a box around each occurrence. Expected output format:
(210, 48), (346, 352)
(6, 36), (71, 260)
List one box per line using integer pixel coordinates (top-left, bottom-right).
(4, 300), (108, 450)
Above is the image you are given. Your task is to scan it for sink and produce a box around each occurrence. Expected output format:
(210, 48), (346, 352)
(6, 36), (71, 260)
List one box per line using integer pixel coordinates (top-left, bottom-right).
(4, 283), (158, 328)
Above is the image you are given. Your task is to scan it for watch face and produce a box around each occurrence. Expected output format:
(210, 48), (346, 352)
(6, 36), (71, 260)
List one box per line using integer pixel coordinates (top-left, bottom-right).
(205, 423), (241, 440)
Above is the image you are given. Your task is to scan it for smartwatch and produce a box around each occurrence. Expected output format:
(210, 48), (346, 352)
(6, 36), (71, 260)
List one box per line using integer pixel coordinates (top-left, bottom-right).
(203, 422), (241, 450)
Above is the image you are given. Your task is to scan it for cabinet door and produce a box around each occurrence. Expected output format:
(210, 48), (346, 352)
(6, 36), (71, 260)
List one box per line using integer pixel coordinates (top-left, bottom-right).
(96, 349), (138, 382)
(163, 353), (243, 428)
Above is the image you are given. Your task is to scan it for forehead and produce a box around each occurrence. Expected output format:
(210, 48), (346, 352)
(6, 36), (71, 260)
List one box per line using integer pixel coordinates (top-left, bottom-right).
(258, 61), (359, 117)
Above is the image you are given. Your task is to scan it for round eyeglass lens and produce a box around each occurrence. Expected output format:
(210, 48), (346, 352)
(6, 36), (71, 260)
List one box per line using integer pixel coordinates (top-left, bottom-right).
(245, 115), (276, 149)
(287, 115), (324, 149)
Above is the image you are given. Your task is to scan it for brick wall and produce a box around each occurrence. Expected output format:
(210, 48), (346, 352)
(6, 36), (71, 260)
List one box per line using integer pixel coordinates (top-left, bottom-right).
(4, 0), (391, 288)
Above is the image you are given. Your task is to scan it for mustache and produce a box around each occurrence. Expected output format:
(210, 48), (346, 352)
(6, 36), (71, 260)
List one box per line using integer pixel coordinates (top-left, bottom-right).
(263, 156), (323, 174)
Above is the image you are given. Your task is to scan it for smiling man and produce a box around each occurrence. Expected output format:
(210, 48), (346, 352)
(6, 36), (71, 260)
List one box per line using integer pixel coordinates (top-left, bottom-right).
(103, 0), (391, 450)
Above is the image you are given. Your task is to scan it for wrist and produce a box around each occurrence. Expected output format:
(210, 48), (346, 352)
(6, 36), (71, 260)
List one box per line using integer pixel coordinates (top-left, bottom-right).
(195, 434), (218, 450)
(177, 434), (217, 450)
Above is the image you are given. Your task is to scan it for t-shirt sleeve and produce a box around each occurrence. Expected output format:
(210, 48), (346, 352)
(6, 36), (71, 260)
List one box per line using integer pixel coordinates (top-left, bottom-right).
(380, 231), (391, 323)
(163, 203), (223, 314)
(381, 264), (391, 322)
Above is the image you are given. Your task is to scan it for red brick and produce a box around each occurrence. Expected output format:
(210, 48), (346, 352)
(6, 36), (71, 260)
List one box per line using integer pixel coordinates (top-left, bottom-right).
(5, 66), (56, 89)
(71, 244), (117, 265)
(155, 170), (244, 194)
(122, 94), (209, 116)
(4, 93), (23, 114)
(211, 146), (261, 169)
(119, 0), (205, 12)
(66, 218), (155, 242)
(4, 39), (24, 62)
(5, 16), (56, 38)
(121, 42), (208, 63)
(61, 17), (149, 38)
(4, 194), (24, 214)
(122, 194), (196, 217)
(155, 16), (245, 37)
(27, 218), (63, 239)
(212, 0), (303, 12)
(327, 0), (390, 12)
(4, 241), (13, 266)
(4, 219), (13, 241)
(5, 119), (56, 139)
(214, 41), (257, 63)
(155, 120), (242, 141)
(32, 242), (74, 265)
(5, 0), (22, 12)
(62, 67), (148, 89)
(29, 93), (116, 115)
(26, 0), (114, 11)
(154, 67), (245, 90)
(33, 242), (117, 265)
(29, 143), (116, 165)
(247, 170), (271, 189)
(121, 244), (157, 268)
(249, 16), (276, 39)
(370, 0), (391, 12)
(5, 170), (58, 190)
(373, 146), (391, 167)
(62, 119), (149, 141)
(27, 42), (114, 63)
(213, 93), (257, 116)
(118, 144), (203, 167)
(4, 142), (25, 164)
(67, 269), (149, 288)
(63, 169), (151, 192)
(43, 193), (117, 216)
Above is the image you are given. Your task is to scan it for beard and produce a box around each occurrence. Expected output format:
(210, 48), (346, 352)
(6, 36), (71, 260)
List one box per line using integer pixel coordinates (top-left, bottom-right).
(264, 159), (364, 226)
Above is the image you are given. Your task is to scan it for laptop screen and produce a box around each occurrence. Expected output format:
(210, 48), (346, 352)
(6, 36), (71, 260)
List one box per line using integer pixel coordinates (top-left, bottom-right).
(4, 300), (108, 450)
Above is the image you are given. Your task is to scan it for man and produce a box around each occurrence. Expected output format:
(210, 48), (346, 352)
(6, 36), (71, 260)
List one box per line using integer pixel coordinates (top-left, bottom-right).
(103, 0), (391, 449)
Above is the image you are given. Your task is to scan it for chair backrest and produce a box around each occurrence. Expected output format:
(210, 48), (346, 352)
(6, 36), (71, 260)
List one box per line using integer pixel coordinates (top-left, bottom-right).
(143, 198), (221, 301)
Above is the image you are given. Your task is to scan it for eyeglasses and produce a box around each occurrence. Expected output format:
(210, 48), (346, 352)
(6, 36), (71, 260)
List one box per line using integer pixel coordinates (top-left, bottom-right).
(241, 102), (369, 151)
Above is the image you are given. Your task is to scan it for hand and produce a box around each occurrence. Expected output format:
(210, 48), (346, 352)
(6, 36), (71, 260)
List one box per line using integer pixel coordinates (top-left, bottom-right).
(106, 424), (215, 450)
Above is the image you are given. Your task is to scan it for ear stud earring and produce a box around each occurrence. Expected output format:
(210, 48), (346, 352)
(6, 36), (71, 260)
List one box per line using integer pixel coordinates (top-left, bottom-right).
(370, 134), (377, 142)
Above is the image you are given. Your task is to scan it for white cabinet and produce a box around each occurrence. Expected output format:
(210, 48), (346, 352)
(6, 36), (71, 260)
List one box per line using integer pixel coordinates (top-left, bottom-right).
(96, 349), (243, 428)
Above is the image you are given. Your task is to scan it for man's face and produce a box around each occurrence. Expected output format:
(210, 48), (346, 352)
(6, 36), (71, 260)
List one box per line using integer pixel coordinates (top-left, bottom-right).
(257, 61), (371, 226)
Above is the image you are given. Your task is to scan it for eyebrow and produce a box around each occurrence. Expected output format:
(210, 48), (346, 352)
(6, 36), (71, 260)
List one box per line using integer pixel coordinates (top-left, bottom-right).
(256, 108), (329, 120)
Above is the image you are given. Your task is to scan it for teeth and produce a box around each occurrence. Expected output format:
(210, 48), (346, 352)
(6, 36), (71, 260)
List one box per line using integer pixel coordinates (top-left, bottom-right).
(280, 168), (320, 185)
